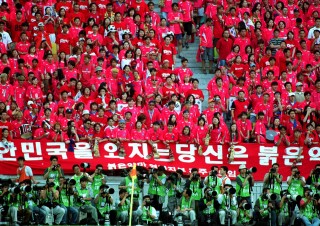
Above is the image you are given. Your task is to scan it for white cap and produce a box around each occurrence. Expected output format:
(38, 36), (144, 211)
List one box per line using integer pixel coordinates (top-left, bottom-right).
(27, 101), (34, 105)
(239, 164), (247, 170)
(82, 110), (90, 115)
(289, 92), (296, 96)
(296, 82), (303, 86)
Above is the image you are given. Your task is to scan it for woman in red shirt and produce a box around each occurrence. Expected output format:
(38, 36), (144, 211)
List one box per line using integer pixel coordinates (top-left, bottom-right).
(130, 121), (148, 143)
(194, 117), (208, 155)
(209, 117), (226, 144)
(230, 55), (246, 84)
(178, 126), (194, 144)
(226, 123), (241, 145)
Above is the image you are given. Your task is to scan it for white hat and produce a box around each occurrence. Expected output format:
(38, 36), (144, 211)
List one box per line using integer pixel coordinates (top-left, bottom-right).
(289, 92), (296, 96)
(27, 101), (34, 105)
(38, 22), (45, 27)
(108, 25), (116, 32)
(296, 82), (303, 86)
(239, 164), (247, 170)
(82, 110), (90, 115)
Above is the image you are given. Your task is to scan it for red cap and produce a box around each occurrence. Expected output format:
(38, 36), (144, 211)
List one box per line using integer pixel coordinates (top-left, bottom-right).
(31, 104), (38, 109)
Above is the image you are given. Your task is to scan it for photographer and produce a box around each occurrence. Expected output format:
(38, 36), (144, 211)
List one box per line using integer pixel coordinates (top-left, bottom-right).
(186, 168), (204, 215)
(0, 182), (10, 221)
(174, 188), (196, 225)
(91, 164), (107, 196)
(204, 166), (223, 194)
(166, 169), (186, 214)
(119, 167), (143, 201)
(253, 188), (277, 226)
(116, 189), (141, 225)
(299, 188), (320, 226)
(40, 182), (65, 225)
(75, 177), (99, 225)
(94, 184), (116, 224)
(218, 184), (238, 226)
(220, 166), (232, 187)
(71, 164), (93, 191)
(138, 195), (157, 225)
(43, 156), (64, 187)
(235, 198), (254, 226)
(57, 177), (79, 225)
(278, 191), (296, 226)
(198, 187), (219, 225)
(306, 164), (320, 194)
(263, 163), (282, 200)
(236, 165), (255, 204)
(147, 166), (167, 212)
(287, 166), (306, 197)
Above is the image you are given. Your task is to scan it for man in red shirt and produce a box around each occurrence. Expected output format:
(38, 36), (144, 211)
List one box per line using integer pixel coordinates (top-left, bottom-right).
(216, 30), (233, 67)
(185, 78), (204, 101)
(158, 36), (177, 68)
(56, 24), (72, 56)
(199, 18), (214, 73)
(311, 79), (320, 104)
(231, 91), (250, 122)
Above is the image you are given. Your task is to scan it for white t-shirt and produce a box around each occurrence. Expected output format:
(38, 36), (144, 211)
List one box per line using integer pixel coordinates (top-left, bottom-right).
(0, 31), (12, 49)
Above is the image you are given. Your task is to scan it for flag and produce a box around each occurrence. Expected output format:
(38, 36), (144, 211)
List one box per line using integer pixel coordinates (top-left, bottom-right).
(130, 163), (137, 180)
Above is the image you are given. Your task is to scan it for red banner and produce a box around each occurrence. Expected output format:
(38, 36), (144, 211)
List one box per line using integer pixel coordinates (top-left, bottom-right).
(0, 140), (319, 180)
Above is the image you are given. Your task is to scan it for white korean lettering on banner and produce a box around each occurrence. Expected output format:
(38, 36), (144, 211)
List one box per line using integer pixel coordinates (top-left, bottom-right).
(128, 143), (148, 158)
(283, 147), (303, 165)
(154, 144), (171, 162)
(103, 143), (119, 158)
(176, 144), (196, 163)
(74, 142), (93, 159)
(203, 145), (223, 164)
(0, 142), (16, 161)
(308, 147), (320, 161)
(167, 166), (177, 172)
(46, 142), (68, 159)
(258, 146), (278, 166)
(21, 142), (43, 161)
(229, 146), (248, 165)
(198, 168), (209, 175)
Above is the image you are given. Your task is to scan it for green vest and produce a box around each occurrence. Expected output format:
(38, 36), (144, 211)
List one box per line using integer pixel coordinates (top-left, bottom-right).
(238, 208), (251, 224)
(59, 188), (74, 207)
(148, 175), (166, 196)
(92, 174), (105, 196)
(300, 198), (317, 220)
(236, 175), (250, 197)
(189, 180), (202, 201)
(10, 194), (21, 207)
(117, 199), (129, 215)
(207, 176), (222, 194)
(288, 178), (304, 196)
(125, 176), (141, 195)
(258, 197), (269, 218)
(26, 192), (36, 208)
(280, 201), (289, 217)
(220, 194), (237, 210)
(181, 196), (193, 210)
(310, 175), (320, 194)
(268, 175), (282, 195)
(47, 170), (60, 187)
(77, 188), (91, 205)
(95, 195), (112, 216)
(72, 173), (85, 191)
(202, 198), (215, 214)
(141, 206), (153, 222)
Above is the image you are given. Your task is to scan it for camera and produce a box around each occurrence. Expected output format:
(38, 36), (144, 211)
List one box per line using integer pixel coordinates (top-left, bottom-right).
(214, 97), (220, 102)
(102, 187), (115, 195)
(9, 186), (21, 194)
(270, 168), (276, 174)
(266, 193), (277, 201)
(65, 179), (76, 186)
(33, 183), (47, 191)
(247, 167), (257, 174)
(80, 162), (90, 169)
(52, 164), (61, 170)
(150, 168), (158, 174)
(192, 173), (200, 181)
(207, 190), (218, 197)
(145, 200), (152, 207)
(225, 187), (236, 195)
(243, 203), (251, 210)
(78, 197), (86, 205)
(210, 170), (218, 177)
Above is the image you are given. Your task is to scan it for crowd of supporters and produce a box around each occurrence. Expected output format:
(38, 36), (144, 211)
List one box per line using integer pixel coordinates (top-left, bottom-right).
(0, 0), (318, 157)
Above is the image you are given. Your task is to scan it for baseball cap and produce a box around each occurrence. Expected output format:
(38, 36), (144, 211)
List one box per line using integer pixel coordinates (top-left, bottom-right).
(119, 119), (126, 123)
(82, 110), (90, 115)
(289, 92), (296, 96)
(239, 164), (247, 170)
(95, 66), (103, 72)
(296, 82), (303, 86)
(66, 109), (73, 114)
(27, 101), (34, 105)
(250, 63), (256, 67)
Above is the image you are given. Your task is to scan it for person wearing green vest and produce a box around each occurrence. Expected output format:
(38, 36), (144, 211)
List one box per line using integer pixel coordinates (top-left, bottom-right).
(94, 184), (117, 225)
(253, 188), (277, 226)
(263, 163), (282, 200)
(91, 164), (107, 197)
(71, 164), (93, 191)
(174, 188), (196, 225)
(166, 169), (186, 214)
(236, 164), (254, 204)
(198, 187), (219, 225)
(43, 155), (65, 188)
(299, 188), (320, 226)
(186, 168), (204, 216)
(204, 166), (223, 195)
(75, 176), (99, 224)
(57, 177), (79, 225)
(287, 166), (306, 197)
(138, 195), (157, 225)
(116, 189), (141, 225)
(39, 181), (65, 225)
(306, 164), (320, 195)
(147, 166), (167, 212)
(235, 198), (254, 226)
(278, 192), (296, 226)
(218, 184), (238, 226)
(119, 167), (143, 200)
